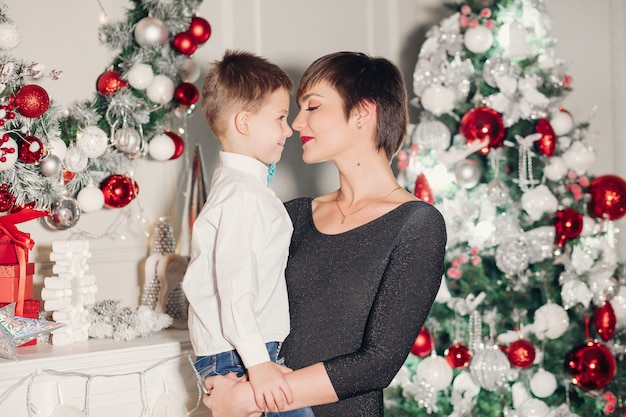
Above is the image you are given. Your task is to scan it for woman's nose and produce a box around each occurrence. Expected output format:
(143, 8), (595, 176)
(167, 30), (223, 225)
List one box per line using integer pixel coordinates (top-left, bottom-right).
(291, 111), (305, 132)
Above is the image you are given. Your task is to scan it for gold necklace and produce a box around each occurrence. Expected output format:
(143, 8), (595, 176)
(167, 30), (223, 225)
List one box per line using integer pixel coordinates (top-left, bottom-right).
(335, 186), (402, 224)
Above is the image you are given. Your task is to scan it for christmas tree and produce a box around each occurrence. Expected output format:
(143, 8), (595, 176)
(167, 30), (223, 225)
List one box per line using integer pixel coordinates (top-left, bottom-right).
(387, 1), (625, 416)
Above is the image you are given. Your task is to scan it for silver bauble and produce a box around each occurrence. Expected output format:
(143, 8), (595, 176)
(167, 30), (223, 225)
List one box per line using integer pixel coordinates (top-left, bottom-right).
(134, 17), (168, 47)
(47, 197), (81, 230)
(76, 125), (108, 158)
(63, 146), (89, 172)
(113, 127), (143, 155)
(180, 58), (201, 83)
(412, 120), (451, 151)
(495, 237), (530, 276)
(469, 343), (511, 391)
(39, 154), (62, 177)
(486, 179), (509, 206)
(454, 159), (481, 189)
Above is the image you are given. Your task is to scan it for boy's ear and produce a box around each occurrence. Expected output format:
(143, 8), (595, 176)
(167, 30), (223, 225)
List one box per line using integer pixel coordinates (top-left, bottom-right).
(234, 111), (250, 135)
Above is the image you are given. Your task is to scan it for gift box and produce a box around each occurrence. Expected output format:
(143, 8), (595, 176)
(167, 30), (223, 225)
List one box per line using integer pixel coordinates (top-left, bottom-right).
(0, 263), (35, 303)
(0, 234), (29, 264)
(0, 299), (41, 346)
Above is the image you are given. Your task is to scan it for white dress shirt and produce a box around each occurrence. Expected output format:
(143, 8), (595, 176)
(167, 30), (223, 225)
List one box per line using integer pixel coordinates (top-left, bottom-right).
(183, 151), (293, 368)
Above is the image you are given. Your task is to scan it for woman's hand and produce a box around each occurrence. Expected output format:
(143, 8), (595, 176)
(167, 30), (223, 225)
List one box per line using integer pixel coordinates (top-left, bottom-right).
(203, 373), (261, 417)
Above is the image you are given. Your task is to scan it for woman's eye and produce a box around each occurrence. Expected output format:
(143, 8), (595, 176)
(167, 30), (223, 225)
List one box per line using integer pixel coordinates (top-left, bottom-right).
(306, 105), (320, 112)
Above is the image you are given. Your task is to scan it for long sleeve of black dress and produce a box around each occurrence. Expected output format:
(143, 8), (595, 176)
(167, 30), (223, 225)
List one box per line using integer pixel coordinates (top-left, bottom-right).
(281, 198), (447, 417)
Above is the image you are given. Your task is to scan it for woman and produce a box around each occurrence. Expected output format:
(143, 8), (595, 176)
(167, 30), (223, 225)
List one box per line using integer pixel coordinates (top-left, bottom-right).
(203, 51), (447, 417)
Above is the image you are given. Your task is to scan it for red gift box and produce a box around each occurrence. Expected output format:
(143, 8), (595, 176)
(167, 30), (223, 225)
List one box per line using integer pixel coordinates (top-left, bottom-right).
(0, 263), (34, 303)
(0, 234), (29, 264)
(0, 299), (41, 346)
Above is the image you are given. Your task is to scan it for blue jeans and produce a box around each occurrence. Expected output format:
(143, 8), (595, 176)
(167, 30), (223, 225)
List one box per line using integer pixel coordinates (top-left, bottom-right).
(194, 342), (314, 417)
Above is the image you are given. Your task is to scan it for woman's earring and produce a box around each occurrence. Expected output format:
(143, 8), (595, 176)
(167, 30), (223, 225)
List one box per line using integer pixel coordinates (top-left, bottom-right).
(356, 118), (362, 129)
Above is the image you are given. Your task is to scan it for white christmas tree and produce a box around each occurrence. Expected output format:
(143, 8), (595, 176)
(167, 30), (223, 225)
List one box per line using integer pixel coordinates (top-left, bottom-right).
(387, 1), (625, 416)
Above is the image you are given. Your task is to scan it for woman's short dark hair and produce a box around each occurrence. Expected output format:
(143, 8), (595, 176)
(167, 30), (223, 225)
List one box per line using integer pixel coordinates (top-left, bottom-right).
(296, 51), (408, 160)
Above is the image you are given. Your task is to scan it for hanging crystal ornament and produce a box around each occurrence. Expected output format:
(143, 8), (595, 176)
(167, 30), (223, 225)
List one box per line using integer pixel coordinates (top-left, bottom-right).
(486, 151), (509, 206)
(469, 310), (511, 391)
(63, 145), (89, 172)
(113, 127), (143, 156)
(513, 133), (542, 192)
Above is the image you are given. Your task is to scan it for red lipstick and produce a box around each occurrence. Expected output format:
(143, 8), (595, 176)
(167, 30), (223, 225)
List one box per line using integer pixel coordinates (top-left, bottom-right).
(300, 136), (313, 146)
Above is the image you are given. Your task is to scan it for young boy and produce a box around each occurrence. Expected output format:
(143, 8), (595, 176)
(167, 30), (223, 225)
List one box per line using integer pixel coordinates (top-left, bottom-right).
(182, 50), (312, 417)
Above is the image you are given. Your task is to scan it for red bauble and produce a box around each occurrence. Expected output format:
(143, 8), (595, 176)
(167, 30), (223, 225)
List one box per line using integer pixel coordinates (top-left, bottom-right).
(594, 301), (616, 342)
(587, 174), (626, 221)
(172, 31), (198, 56)
(0, 184), (15, 212)
(410, 327), (432, 357)
(535, 118), (557, 157)
(444, 342), (471, 368)
(188, 16), (212, 44)
(100, 174), (138, 208)
(506, 339), (536, 368)
(164, 131), (185, 160)
(174, 82), (199, 106)
(554, 208), (583, 248)
(62, 168), (75, 185)
(414, 173), (434, 204)
(566, 339), (616, 390)
(459, 107), (505, 155)
(97, 70), (128, 95)
(17, 135), (45, 164)
(14, 84), (50, 118)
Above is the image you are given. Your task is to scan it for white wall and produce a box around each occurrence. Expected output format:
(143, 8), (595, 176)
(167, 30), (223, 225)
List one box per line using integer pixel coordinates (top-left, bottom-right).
(8, 0), (625, 307)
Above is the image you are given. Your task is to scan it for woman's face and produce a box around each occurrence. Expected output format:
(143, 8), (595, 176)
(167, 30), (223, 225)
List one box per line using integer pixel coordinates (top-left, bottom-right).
(291, 81), (353, 164)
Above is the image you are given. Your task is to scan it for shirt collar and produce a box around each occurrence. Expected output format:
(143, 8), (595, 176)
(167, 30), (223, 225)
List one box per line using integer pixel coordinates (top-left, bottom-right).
(219, 151), (269, 186)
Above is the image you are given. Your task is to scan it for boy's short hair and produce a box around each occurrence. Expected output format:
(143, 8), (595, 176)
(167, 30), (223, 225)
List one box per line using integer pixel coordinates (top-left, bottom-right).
(296, 51), (408, 161)
(201, 50), (293, 138)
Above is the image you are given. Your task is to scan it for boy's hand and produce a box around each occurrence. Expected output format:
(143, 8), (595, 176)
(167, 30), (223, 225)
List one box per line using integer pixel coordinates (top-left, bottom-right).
(247, 361), (294, 412)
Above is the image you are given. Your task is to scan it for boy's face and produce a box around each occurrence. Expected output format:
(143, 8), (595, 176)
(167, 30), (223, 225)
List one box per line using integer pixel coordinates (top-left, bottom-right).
(246, 88), (292, 165)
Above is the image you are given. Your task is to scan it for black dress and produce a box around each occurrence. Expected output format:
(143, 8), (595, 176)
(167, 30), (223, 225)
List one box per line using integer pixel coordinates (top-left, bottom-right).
(281, 198), (447, 417)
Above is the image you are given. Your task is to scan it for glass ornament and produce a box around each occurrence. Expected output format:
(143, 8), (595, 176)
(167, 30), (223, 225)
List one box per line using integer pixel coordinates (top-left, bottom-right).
(566, 339), (616, 390)
(420, 85), (455, 116)
(172, 31), (198, 56)
(0, 22), (21, 51)
(96, 70), (128, 96)
(416, 354), (453, 391)
(14, 84), (50, 118)
(534, 119), (556, 157)
(17, 135), (44, 163)
(165, 131), (185, 160)
(147, 75), (175, 104)
(412, 120), (451, 151)
(587, 174), (626, 221)
(188, 16), (212, 44)
(529, 368), (557, 398)
(47, 196), (81, 230)
(469, 343), (510, 391)
(444, 342), (471, 368)
(63, 146), (88, 173)
(495, 238), (529, 275)
(180, 58), (201, 83)
(410, 327), (432, 357)
(506, 339), (536, 368)
(47, 137), (67, 160)
(460, 107), (505, 154)
(463, 25), (493, 54)
(594, 301), (616, 342)
(76, 185), (105, 213)
(39, 154), (62, 177)
(148, 134), (175, 161)
(174, 82), (199, 107)
(113, 127), (142, 155)
(100, 175), (138, 209)
(454, 159), (481, 189)
(554, 208), (583, 248)
(127, 63), (154, 90)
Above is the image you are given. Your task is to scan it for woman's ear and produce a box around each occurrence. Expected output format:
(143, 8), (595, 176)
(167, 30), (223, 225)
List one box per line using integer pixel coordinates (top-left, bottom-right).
(234, 111), (250, 135)
(354, 100), (376, 128)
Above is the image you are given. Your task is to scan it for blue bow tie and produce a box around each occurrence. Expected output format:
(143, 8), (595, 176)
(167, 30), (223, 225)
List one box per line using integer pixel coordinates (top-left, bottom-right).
(267, 162), (276, 186)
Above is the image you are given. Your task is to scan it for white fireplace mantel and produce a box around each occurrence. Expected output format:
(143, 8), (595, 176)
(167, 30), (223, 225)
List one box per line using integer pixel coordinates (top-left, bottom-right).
(0, 329), (210, 417)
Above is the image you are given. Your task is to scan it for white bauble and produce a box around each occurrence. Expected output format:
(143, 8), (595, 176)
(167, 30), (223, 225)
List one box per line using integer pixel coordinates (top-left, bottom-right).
(550, 111), (574, 136)
(521, 185), (558, 222)
(77, 185), (105, 213)
(517, 398), (550, 417)
(533, 303), (569, 339)
(0, 22), (21, 51)
(464, 26), (494, 53)
(47, 137), (67, 160)
(148, 134), (176, 161)
(147, 75), (175, 104)
(529, 368), (557, 398)
(127, 63), (154, 90)
(562, 141), (595, 176)
(76, 126), (109, 158)
(543, 156), (567, 182)
(421, 85), (455, 116)
(416, 355), (453, 391)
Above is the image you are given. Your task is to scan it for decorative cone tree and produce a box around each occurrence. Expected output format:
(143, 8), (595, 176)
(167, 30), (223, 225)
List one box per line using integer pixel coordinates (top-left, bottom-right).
(387, 1), (625, 416)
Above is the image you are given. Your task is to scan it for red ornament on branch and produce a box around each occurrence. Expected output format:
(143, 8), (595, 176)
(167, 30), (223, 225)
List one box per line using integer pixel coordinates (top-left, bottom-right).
(165, 131), (185, 160)
(459, 106), (505, 155)
(553, 208), (583, 248)
(594, 301), (616, 342)
(566, 339), (616, 390)
(17, 135), (44, 164)
(410, 327), (432, 357)
(172, 32), (198, 56)
(534, 118), (557, 157)
(100, 174), (138, 209)
(506, 338), (536, 368)
(97, 70), (128, 95)
(188, 16), (212, 44)
(444, 342), (471, 368)
(414, 173), (434, 204)
(587, 174), (626, 221)
(14, 84), (50, 118)
(174, 82), (199, 107)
